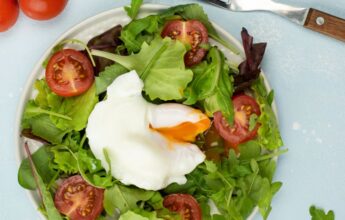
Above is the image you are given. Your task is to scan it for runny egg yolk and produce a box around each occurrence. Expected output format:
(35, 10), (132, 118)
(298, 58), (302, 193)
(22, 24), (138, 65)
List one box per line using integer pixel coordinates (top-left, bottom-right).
(150, 112), (211, 143)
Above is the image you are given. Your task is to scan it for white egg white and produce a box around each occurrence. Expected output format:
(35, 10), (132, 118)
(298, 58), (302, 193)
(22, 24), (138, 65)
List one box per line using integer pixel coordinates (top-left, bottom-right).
(86, 71), (205, 190)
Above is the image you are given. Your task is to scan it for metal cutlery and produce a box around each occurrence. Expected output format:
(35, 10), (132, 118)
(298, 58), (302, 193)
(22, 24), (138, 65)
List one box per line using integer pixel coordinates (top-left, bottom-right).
(204, 0), (345, 42)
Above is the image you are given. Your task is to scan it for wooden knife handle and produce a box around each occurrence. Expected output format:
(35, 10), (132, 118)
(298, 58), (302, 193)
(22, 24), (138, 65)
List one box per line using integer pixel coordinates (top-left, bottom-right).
(304, 8), (345, 42)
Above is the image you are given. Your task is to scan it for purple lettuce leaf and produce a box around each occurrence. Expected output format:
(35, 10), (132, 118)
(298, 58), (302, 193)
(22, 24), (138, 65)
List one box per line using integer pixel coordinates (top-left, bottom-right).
(87, 25), (124, 74)
(234, 28), (267, 92)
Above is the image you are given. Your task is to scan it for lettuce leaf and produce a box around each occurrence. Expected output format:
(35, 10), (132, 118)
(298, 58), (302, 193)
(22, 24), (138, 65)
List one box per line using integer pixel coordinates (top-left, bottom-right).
(119, 210), (164, 220)
(120, 15), (161, 54)
(92, 37), (193, 101)
(50, 84), (98, 131)
(87, 25), (124, 73)
(104, 183), (156, 215)
(95, 63), (128, 95)
(104, 184), (179, 219)
(234, 28), (267, 92)
(22, 80), (98, 143)
(184, 47), (234, 123)
(25, 115), (69, 144)
(49, 145), (113, 188)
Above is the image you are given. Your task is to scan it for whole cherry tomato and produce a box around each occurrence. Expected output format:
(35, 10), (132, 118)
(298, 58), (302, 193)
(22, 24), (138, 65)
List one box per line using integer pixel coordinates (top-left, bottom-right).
(0, 0), (19, 32)
(19, 0), (67, 20)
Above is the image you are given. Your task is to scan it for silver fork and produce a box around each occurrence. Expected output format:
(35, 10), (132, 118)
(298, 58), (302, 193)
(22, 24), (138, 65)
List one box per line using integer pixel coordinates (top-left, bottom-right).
(204, 0), (345, 42)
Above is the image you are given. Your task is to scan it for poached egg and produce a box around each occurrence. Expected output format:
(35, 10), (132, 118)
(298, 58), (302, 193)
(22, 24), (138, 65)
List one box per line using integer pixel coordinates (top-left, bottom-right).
(86, 71), (210, 190)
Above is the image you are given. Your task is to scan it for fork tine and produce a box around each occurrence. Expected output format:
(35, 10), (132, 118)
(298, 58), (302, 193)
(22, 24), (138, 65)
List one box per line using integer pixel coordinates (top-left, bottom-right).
(201, 0), (231, 9)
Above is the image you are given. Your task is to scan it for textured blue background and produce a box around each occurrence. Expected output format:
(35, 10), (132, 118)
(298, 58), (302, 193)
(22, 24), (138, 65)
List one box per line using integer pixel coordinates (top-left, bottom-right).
(1, 0), (344, 219)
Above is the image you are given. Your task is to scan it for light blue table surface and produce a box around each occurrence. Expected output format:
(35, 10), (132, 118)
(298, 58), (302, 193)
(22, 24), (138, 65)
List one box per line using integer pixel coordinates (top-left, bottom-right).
(1, 0), (345, 219)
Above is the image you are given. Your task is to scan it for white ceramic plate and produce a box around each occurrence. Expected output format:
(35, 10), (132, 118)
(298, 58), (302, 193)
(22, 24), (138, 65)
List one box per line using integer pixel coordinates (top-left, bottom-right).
(15, 4), (278, 219)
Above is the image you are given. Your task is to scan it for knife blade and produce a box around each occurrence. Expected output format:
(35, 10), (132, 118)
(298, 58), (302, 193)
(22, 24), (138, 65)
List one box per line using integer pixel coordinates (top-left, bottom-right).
(203, 0), (345, 42)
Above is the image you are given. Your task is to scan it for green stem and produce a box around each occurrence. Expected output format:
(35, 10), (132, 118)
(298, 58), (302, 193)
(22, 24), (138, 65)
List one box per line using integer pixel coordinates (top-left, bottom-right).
(39, 109), (72, 120)
(59, 39), (96, 67)
(242, 149), (289, 164)
(79, 134), (87, 148)
(141, 42), (168, 80)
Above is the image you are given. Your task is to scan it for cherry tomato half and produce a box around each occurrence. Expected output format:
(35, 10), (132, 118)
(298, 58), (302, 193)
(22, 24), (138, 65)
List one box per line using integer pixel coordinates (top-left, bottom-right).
(0, 0), (19, 32)
(161, 20), (208, 67)
(45, 49), (94, 97)
(19, 0), (67, 20)
(163, 194), (202, 220)
(54, 175), (104, 220)
(214, 94), (261, 150)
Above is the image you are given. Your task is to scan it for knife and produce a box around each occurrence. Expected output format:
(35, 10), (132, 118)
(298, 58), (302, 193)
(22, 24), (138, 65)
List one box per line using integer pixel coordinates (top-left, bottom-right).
(204, 0), (345, 42)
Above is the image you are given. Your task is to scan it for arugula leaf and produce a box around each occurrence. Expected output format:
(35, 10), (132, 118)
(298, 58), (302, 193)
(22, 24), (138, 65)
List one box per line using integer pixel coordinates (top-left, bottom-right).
(310, 206), (335, 220)
(92, 37), (193, 101)
(159, 4), (239, 54)
(248, 114), (258, 131)
(184, 46), (234, 123)
(251, 77), (283, 150)
(120, 15), (161, 53)
(104, 183), (156, 215)
(124, 0), (143, 20)
(239, 141), (261, 160)
(18, 146), (57, 190)
(267, 90), (274, 106)
(24, 143), (63, 220)
(95, 63), (128, 95)
(165, 147), (282, 220)
(184, 48), (223, 103)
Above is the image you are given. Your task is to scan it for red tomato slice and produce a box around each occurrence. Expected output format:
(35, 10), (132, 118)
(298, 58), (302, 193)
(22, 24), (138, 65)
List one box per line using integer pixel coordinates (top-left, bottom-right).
(54, 175), (104, 220)
(45, 49), (94, 97)
(214, 94), (261, 150)
(19, 0), (67, 21)
(0, 0), (19, 32)
(163, 194), (202, 220)
(161, 20), (208, 67)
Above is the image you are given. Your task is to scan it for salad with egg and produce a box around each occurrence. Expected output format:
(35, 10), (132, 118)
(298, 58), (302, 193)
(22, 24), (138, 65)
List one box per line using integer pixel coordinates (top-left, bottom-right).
(18, 2), (285, 220)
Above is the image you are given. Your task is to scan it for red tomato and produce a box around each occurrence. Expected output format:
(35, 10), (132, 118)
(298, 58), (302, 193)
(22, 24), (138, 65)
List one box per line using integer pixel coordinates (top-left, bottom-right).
(19, 0), (67, 20)
(214, 94), (261, 150)
(163, 194), (202, 220)
(161, 20), (208, 67)
(45, 49), (94, 97)
(54, 175), (104, 220)
(0, 0), (19, 32)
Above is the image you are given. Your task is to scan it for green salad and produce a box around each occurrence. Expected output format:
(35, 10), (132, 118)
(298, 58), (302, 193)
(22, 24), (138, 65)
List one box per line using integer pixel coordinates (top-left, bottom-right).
(18, 2), (285, 220)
